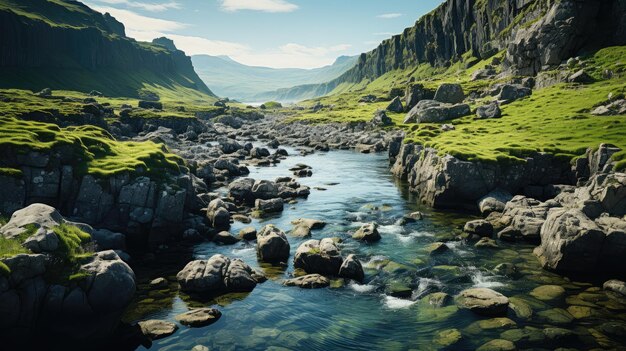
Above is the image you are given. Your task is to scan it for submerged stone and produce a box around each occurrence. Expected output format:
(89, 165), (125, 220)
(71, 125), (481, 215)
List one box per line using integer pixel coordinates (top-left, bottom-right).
(175, 308), (222, 327)
(433, 328), (462, 348)
(457, 288), (509, 316)
(476, 339), (516, 351)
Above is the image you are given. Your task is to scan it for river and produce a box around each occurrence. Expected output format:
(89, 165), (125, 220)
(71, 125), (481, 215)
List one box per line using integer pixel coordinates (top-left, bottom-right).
(123, 147), (626, 350)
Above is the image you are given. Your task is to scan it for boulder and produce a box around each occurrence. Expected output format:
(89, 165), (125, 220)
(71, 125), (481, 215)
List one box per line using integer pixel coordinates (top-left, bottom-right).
(425, 242), (449, 255)
(291, 218), (326, 230)
(239, 227), (257, 241)
(371, 109), (393, 126)
(404, 100), (470, 124)
(1, 203), (65, 239)
(405, 83), (435, 110)
(138, 101), (163, 110)
(256, 225), (290, 263)
(386, 97), (404, 113)
(493, 84), (531, 103)
(213, 231), (240, 245)
(464, 220), (494, 237)
(476, 102), (502, 119)
(138, 319), (178, 340)
(250, 147), (270, 159)
(294, 239), (344, 276)
(251, 180), (279, 200)
(352, 223), (381, 242)
(255, 198), (284, 213)
(176, 254), (263, 294)
(434, 83), (465, 104)
(456, 288), (509, 316)
(338, 254), (365, 282)
(568, 69), (594, 84)
(479, 189), (513, 215)
(206, 199), (230, 228)
(603, 279), (626, 296)
(283, 274), (330, 289)
(534, 208), (612, 273)
(174, 308), (221, 327)
(228, 178), (255, 204)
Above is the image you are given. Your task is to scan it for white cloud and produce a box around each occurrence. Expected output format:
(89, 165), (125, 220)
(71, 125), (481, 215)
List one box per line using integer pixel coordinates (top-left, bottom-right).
(90, 5), (186, 36)
(89, 4), (347, 69)
(213, 43), (352, 69)
(377, 13), (403, 19)
(220, 0), (298, 13)
(167, 34), (249, 57)
(94, 0), (181, 12)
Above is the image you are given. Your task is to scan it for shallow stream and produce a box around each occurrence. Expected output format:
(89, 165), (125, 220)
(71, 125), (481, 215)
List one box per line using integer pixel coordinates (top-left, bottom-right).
(124, 148), (626, 350)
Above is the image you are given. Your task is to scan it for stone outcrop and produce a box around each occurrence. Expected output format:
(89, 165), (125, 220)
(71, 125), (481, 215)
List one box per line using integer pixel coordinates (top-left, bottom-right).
(404, 100), (470, 124)
(256, 225), (290, 263)
(0, 147), (204, 249)
(293, 239), (364, 281)
(389, 142), (572, 209)
(176, 254), (265, 294)
(0, 205), (136, 341)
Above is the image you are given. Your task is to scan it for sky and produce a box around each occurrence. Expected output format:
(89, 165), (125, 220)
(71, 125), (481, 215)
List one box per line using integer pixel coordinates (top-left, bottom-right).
(84, 0), (445, 69)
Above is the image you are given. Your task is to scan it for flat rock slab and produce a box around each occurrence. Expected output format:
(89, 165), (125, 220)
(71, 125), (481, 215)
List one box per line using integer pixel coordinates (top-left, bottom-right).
(457, 288), (509, 316)
(530, 285), (565, 301)
(283, 274), (330, 289)
(175, 308), (222, 327)
(138, 319), (178, 340)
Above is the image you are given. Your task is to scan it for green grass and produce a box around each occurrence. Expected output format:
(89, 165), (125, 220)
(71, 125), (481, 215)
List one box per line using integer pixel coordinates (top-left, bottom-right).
(0, 222), (95, 283)
(0, 114), (184, 178)
(289, 46), (626, 168)
(0, 224), (37, 259)
(261, 101), (283, 109)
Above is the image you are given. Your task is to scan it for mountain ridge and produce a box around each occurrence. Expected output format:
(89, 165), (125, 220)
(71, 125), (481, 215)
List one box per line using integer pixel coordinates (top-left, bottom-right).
(0, 0), (214, 99)
(191, 54), (358, 102)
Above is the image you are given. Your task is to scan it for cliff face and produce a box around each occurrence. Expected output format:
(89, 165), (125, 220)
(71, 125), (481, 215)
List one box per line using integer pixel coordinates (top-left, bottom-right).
(321, 0), (626, 90)
(0, 0), (213, 97)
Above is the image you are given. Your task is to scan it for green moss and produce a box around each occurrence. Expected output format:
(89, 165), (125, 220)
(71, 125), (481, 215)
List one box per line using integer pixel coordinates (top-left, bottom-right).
(52, 223), (91, 259)
(290, 46), (626, 167)
(0, 224), (38, 259)
(0, 261), (10, 277)
(0, 109), (184, 178)
(0, 167), (23, 178)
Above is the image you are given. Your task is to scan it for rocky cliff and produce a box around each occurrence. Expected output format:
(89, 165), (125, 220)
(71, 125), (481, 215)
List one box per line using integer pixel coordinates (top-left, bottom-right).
(299, 0), (626, 96)
(0, 0), (213, 97)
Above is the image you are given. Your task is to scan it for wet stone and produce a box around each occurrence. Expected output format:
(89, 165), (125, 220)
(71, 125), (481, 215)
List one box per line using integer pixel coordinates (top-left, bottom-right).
(476, 339), (516, 351)
(175, 308), (222, 327)
(530, 285), (566, 301)
(537, 308), (574, 325)
(433, 328), (462, 348)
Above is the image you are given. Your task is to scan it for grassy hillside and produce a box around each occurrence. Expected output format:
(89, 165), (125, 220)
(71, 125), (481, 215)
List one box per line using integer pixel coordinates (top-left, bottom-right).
(0, 0), (214, 100)
(289, 46), (626, 170)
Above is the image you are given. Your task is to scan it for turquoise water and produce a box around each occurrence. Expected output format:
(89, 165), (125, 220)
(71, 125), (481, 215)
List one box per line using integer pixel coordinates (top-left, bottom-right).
(126, 149), (626, 350)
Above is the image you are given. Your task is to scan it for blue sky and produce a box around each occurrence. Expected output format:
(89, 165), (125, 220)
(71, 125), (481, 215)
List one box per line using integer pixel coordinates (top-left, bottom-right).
(85, 0), (445, 69)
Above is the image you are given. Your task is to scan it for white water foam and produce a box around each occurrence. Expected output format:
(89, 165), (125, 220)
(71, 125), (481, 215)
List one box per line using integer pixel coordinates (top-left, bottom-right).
(349, 283), (377, 293)
(378, 224), (404, 235)
(231, 247), (255, 256)
(413, 277), (444, 299)
(383, 295), (417, 309)
(445, 241), (472, 257)
(468, 266), (505, 288)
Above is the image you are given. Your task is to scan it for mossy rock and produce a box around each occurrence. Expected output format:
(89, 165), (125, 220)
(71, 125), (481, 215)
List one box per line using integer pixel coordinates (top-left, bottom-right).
(500, 326), (544, 344)
(382, 261), (413, 274)
(433, 328), (462, 348)
(566, 305), (605, 320)
(476, 339), (516, 351)
(537, 308), (574, 325)
(417, 304), (458, 323)
(466, 318), (516, 334)
(508, 297), (533, 320)
(529, 285), (566, 301)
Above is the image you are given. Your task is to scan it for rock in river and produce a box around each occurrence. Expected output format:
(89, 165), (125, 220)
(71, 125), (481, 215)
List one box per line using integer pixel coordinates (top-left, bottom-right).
(456, 288), (509, 316)
(283, 274), (330, 289)
(256, 225), (290, 263)
(175, 308), (222, 327)
(176, 254), (264, 294)
(352, 222), (381, 242)
(138, 319), (178, 340)
(294, 238), (344, 275)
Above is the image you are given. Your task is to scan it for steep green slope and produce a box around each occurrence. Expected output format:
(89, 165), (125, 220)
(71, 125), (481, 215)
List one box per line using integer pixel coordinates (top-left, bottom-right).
(192, 55), (357, 101)
(0, 0), (214, 99)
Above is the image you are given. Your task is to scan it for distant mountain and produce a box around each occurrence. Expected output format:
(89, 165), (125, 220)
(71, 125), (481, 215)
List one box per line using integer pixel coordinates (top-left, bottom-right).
(0, 0), (214, 98)
(191, 55), (357, 102)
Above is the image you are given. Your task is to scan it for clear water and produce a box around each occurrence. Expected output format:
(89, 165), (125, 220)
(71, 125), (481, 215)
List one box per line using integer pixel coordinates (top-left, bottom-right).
(126, 148), (626, 351)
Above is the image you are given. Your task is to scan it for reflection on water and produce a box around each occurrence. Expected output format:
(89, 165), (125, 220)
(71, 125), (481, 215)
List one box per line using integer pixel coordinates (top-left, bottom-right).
(125, 149), (626, 350)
